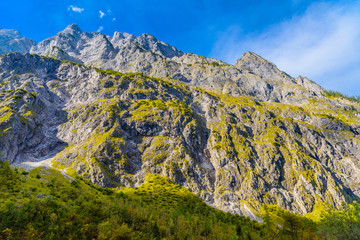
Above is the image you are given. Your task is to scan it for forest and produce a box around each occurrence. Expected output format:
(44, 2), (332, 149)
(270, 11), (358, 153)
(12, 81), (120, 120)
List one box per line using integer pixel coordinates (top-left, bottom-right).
(0, 161), (359, 239)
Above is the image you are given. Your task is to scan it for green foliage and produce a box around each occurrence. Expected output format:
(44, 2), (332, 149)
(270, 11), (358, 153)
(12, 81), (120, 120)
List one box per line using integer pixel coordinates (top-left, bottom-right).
(262, 205), (319, 240)
(0, 87), (37, 129)
(317, 202), (360, 239)
(95, 68), (146, 78)
(0, 81), (10, 88)
(0, 106), (14, 124)
(129, 99), (194, 122)
(61, 60), (83, 67)
(323, 90), (360, 103)
(194, 61), (230, 67)
(262, 203), (360, 240)
(4, 160), (356, 240)
(0, 162), (266, 239)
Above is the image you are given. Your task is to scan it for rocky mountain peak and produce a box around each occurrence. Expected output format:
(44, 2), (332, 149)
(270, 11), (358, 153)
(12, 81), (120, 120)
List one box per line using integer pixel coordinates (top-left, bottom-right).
(139, 32), (157, 41)
(295, 75), (324, 93)
(0, 29), (36, 55)
(61, 24), (83, 35)
(30, 24), (92, 62)
(1, 25), (326, 103)
(236, 51), (287, 81)
(112, 31), (125, 41)
(110, 31), (136, 46)
(238, 51), (268, 62)
(0, 29), (22, 41)
(136, 32), (183, 58)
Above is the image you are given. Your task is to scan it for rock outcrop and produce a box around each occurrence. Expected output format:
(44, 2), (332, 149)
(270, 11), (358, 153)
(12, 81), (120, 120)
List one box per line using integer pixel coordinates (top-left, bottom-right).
(1, 48), (360, 219)
(0, 29), (36, 55)
(29, 24), (324, 104)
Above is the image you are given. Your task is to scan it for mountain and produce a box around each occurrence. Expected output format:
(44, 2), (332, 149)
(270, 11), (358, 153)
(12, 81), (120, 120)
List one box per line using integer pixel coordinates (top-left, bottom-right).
(1, 24), (360, 221)
(0, 161), (266, 239)
(0, 28), (36, 55)
(30, 24), (323, 104)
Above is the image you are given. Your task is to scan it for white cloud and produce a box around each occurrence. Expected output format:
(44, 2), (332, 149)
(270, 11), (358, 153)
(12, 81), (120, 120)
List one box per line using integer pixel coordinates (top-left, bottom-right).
(97, 26), (104, 32)
(211, 2), (360, 95)
(112, 18), (116, 21)
(67, 5), (84, 13)
(99, 10), (105, 18)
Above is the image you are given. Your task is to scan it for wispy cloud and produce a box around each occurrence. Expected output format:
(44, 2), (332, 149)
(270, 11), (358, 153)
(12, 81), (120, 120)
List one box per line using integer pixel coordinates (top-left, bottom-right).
(211, 2), (360, 95)
(112, 18), (116, 21)
(97, 26), (104, 32)
(99, 10), (105, 18)
(67, 5), (84, 13)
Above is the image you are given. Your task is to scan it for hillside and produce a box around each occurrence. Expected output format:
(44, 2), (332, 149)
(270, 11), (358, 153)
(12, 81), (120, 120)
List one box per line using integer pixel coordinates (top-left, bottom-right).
(0, 160), (265, 239)
(3, 160), (360, 239)
(1, 25), (360, 223)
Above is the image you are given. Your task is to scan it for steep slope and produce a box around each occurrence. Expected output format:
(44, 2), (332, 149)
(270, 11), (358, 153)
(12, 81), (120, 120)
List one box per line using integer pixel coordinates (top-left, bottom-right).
(3, 157), (360, 239)
(29, 24), (323, 104)
(0, 161), (266, 239)
(0, 29), (36, 55)
(1, 52), (360, 219)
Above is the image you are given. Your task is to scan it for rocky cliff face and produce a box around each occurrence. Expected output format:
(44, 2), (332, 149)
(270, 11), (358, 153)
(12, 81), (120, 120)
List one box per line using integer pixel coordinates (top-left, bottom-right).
(30, 24), (323, 104)
(1, 25), (360, 219)
(0, 29), (36, 55)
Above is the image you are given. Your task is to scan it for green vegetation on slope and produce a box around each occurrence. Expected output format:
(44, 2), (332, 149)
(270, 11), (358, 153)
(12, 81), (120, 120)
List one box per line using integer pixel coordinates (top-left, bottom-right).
(49, 67), (360, 217)
(323, 90), (360, 103)
(0, 161), (265, 239)
(1, 161), (359, 239)
(2, 57), (360, 239)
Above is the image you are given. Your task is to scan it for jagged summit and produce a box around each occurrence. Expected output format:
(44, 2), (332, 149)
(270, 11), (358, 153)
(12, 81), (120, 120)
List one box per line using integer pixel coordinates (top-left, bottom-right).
(0, 24), (329, 105)
(136, 32), (183, 58)
(0, 28), (36, 54)
(0, 29), (22, 40)
(24, 25), (324, 103)
(65, 23), (82, 31)
(236, 51), (276, 70)
(59, 23), (83, 36)
(111, 31), (135, 41)
(236, 51), (288, 81)
(2, 24), (323, 104)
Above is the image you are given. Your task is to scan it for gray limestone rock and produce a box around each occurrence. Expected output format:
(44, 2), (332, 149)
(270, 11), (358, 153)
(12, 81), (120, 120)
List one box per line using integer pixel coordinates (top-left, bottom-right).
(1, 53), (360, 220)
(0, 29), (36, 55)
(27, 25), (323, 104)
(1, 25), (360, 220)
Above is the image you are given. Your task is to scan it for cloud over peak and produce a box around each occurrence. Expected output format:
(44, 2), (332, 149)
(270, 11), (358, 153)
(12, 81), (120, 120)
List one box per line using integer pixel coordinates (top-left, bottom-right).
(67, 5), (84, 13)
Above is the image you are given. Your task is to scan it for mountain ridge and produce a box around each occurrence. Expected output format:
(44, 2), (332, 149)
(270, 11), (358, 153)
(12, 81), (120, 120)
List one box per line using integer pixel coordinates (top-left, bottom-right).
(0, 28), (36, 55)
(1, 25), (360, 220)
(2, 24), (325, 103)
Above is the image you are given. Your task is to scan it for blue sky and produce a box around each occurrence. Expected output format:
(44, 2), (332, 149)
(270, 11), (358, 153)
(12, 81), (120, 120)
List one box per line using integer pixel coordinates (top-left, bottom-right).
(1, 0), (360, 95)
